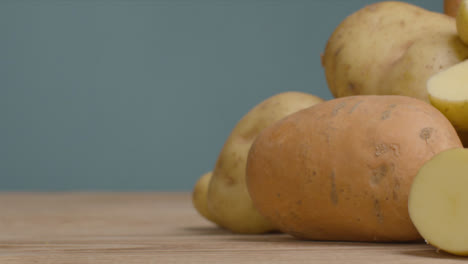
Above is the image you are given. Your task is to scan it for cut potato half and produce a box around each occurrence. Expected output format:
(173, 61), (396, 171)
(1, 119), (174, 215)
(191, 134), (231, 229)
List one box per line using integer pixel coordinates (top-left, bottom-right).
(427, 59), (468, 131)
(409, 148), (468, 256)
(457, 0), (468, 44)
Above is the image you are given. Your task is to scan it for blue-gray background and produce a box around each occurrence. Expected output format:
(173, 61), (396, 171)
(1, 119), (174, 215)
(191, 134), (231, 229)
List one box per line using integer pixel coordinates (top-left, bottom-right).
(2, 0), (441, 191)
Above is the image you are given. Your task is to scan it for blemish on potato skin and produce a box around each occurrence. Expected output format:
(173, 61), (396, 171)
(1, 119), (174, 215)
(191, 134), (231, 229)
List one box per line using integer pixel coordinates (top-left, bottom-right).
(381, 105), (397, 120)
(330, 171), (338, 205)
(420, 127), (434, 141)
(393, 179), (400, 200)
(374, 199), (383, 223)
(216, 159), (224, 169)
(375, 143), (389, 157)
(232, 158), (241, 169)
(290, 211), (300, 220)
(224, 175), (236, 186)
(381, 110), (391, 120)
(371, 164), (389, 184)
(334, 45), (344, 58)
(332, 102), (346, 116)
(348, 100), (363, 113)
(348, 82), (356, 93)
(389, 144), (400, 157)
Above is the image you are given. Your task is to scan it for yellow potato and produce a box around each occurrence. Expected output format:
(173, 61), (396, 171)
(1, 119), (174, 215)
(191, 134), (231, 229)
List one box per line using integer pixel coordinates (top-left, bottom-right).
(322, 1), (468, 102)
(192, 172), (218, 224)
(205, 91), (324, 234)
(457, 0), (468, 44)
(409, 148), (468, 256)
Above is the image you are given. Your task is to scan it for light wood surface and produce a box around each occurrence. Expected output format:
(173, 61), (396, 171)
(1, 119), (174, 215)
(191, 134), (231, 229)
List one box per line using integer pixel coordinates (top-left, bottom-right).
(0, 192), (465, 263)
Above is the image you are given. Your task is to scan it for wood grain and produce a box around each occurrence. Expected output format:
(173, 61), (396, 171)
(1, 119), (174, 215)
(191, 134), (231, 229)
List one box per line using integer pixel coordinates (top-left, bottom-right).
(0, 192), (465, 263)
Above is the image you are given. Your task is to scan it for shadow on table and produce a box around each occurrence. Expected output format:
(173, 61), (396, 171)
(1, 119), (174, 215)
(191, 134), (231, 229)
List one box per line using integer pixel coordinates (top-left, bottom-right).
(183, 226), (468, 261)
(226, 235), (438, 251)
(401, 249), (467, 260)
(183, 224), (468, 260)
(182, 226), (287, 238)
(225, 232), (423, 244)
(226, 233), (307, 243)
(183, 226), (232, 236)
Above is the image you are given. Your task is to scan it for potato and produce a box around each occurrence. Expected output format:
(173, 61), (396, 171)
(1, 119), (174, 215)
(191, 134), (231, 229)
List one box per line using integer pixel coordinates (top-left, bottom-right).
(457, 0), (468, 44)
(427, 59), (468, 133)
(192, 172), (218, 224)
(322, 1), (468, 103)
(409, 148), (468, 256)
(246, 95), (462, 241)
(198, 92), (324, 234)
(445, 0), (462, 17)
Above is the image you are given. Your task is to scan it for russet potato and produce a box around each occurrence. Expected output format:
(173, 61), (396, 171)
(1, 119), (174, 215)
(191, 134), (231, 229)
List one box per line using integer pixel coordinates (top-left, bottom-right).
(246, 95), (462, 241)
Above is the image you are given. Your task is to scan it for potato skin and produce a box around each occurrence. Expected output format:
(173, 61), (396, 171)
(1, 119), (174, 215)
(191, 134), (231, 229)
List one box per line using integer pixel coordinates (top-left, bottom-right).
(192, 172), (219, 224)
(246, 95), (462, 242)
(207, 92), (324, 234)
(322, 1), (468, 102)
(445, 0), (461, 17)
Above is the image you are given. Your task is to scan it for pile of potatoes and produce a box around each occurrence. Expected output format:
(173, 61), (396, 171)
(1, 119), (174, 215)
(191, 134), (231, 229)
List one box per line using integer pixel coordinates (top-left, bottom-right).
(193, 0), (468, 256)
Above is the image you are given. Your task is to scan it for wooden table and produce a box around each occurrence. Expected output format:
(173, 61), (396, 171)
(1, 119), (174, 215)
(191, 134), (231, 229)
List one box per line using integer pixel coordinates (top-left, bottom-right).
(0, 192), (465, 263)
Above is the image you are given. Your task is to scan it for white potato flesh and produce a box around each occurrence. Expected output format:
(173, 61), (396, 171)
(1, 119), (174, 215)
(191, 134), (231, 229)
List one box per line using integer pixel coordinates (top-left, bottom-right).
(427, 59), (468, 131)
(409, 148), (468, 256)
